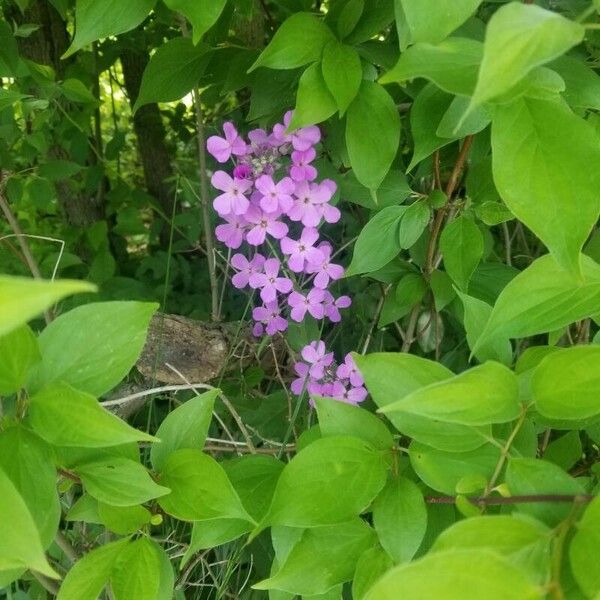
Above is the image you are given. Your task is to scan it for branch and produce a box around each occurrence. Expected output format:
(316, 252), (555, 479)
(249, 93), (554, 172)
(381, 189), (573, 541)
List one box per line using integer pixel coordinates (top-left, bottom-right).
(426, 494), (595, 506)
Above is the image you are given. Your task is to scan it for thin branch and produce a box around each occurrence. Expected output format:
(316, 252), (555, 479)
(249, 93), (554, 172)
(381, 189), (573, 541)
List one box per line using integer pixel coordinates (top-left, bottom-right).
(426, 494), (595, 506)
(30, 570), (59, 595)
(55, 531), (78, 564)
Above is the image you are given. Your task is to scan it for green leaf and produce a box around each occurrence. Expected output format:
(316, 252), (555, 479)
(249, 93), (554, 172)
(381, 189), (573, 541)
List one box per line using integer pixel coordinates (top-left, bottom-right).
(380, 361), (520, 426)
(64, 0), (156, 57)
(57, 539), (129, 600)
(492, 97), (600, 274)
(0, 88), (28, 111)
(437, 95), (490, 139)
(133, 38), (210, 112)
(33, 301), (157, 397)
(474, 254), (600, 349)
(379, 273), (426, 327)
(549, 54), (600, 111)
(346, 80), (401, 190)
(430, 270), (456, 311)
(0, 427), (60, 548)
(150, 389), (218, 471)
(314, 396), (394, 451)
(543, 431), (582, 471)
(532, 346), (600, 421)
(469, 2), (583, 112)
(28, 382), (157, 447)
(288, 62), (337, 130)
(570, 496), (600, 597)
(97, 502), (151, 535)
(259, 436), (387, 530)
(373, 477), (427, 563)
(409, 441), (500, 494)
(397, 0), (483, 45)
(335, 0), (364, 39)
(457, 292), (512, 366)
(164, 0), (227, 44)
(355, 353), (489, 452)
(398, 202), (430, 249)
(364, 549), (541, 599)
(75, 458), (170, 507)
(380, 37), (482, 96)
(321, 40), (362, 114)
(344, 0), (394, 45)
(254, 519), (376, 595)
(158, 449), (253, 522)
(60, 78), (98, 104)
(0, 325), (40, 395)
(110, 538), (160, 600)
(439, 215), (483, 292)
(352, 545), (393, 600)
(183, 520), (250, 564)
(506, 458), (586, 526)
(0, 468), (58, 579)
(341, 170), (412, 211)
(249, 13), (334, 71)
(0, 275), (95, 338)
(346, 206), (406, 276)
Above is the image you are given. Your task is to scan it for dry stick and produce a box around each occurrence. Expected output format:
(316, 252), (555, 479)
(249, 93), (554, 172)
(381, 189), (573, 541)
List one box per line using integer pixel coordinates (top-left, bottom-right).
(426, 494), (595, 506)
(361, 285), (390, 354)
(401, 304), (421, 353)
(425, 135), (475, 275)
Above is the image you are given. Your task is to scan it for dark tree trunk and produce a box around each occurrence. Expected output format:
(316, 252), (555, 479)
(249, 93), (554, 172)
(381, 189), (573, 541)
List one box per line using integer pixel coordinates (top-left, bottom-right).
(120, 47), (176, 233)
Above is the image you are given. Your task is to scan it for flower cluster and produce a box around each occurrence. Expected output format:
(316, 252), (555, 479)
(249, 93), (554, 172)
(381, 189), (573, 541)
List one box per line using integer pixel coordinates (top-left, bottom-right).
(291, 342), (367, 405)
(206, 111), (350, 338)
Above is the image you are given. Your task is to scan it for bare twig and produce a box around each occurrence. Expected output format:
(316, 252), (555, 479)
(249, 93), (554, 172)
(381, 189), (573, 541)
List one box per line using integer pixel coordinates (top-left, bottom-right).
(426, 494), (595, 506)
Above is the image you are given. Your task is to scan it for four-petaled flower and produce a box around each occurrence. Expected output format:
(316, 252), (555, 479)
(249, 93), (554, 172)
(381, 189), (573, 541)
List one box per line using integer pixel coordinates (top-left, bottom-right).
(211, 171), (252, 216)
(280, 227), (323, 272)
(206, 122), (248, 163)
(290, 148), (317, 182)
(288, 288), (326, 322)
(252, 301), (288, 336)
(306, 243), (344, 289)
(249, 258), (293, 302)
(255, 174), (295, 213)
(287, 181), (332, 227)
(336, 354), (364, 387)
(323, 291), (351, 323)
(230, 253), (265, 289)
(301, 340), (334, 379)
(215, 213), (246, 249)
(245, 206), (289, 246)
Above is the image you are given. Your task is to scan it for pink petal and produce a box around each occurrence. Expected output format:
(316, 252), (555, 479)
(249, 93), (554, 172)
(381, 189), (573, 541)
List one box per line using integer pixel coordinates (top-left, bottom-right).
(211, 170), (233, 191)
(267, 220), (288, 239)
(206, 137), (230, 163)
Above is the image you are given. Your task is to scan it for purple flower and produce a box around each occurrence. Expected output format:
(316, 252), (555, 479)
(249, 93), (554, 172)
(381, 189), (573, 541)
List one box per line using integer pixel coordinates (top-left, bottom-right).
(306, 243), (344, 289)
(233, 163), (253, 180)
(249, 258), (293, 302)
(273, 111), (321, 151)
(280, 227), (324, 273)
(248, 128), (272, 151)
(336, 354), (364, 387)
(291, 362), (310, 395)
(230, 253), (265, 289)
(255, 174), (295, 213)
(207, 122), (248, 163)
(211, 171), (252, 216)
(252, 301), (288, 336)
(323, 291), (351, 323)
(330, 381), (368, 405)
(245, 206), (289, 246)
(301, 340), (334, 379)
(290, 148), (317, 182)
(288, 288), (326, 322)
(287, 181), (331, 227)
(215, 213), (247, 249)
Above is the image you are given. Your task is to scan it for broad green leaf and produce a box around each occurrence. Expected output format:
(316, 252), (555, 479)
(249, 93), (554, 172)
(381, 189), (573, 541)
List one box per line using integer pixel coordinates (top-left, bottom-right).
(570, 496), (600, 597)
(33, 301), (158, 397)
(346, 206), (406, 276)
(506, 458), (586, 526)
(150, 389), (218, 471)
(364, 549), (542, 599)
(0, 88), (28, 111)
(436, 95), (490, 139)
(352, 545), (393, 600)
(550, 54), (600, 111)
(355, 353), (488, 452)
(346, 80), (401, 190)
(380, 37), (482, 96)
(260, 436), (387, 530)
(340, 169), (412, 211)
(397, 0), (483, 45)
(66, 494), (101, 524)
(288, 62), (337, 130)
(0, 275), (95, 338)
(334, 0), (364, 39)
(97, 502), (151, 535)
(164, 0), (227, 44)
(133, 38), (210, 112)
(0, 427), (60, 548)
(321, 40), (362, 114)
(532, 347), (600, 421)
(344, 0), (394, 45)
(469, 2), (584, 111)
(158, 449), (253, 523)
(64, 0), (156, 57)
(474, 255), (600, 349)
(57, 539), (129, 600)
(249, 13), (334, 71)
(379, 273), (426, 327)
(314, 396), (394, 451)
(398, 201), (430, 249)
(409, 441), (500, 494)
(0, 325), (40, 395)
(430, 270), (456, 311)
(0, 468), (58, 578)
(492, 97), (600, 274)
(0, 21), (20, 76)
(543, 431), (582, 471)
(457, 291), (512, 366)
(182, 520), (251, 566)
(254, 519), (376, 595)
(110, 538), (160, 600)
(75, 458), (170, 507)
(28, 382), (156, 447)
(380, 361), (520, 426)
(373, 477), (427, 563)
(439, 215), (483, 292)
